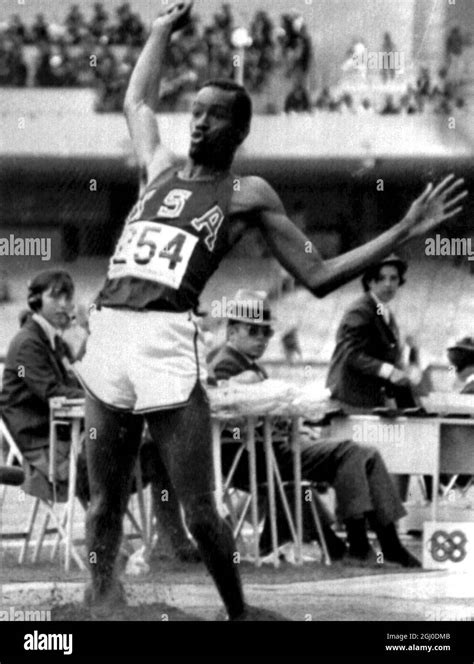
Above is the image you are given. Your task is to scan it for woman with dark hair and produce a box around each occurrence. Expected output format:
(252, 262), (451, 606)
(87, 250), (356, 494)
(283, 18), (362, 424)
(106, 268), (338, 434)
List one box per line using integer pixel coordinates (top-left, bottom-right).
(1, 270), (88, 503)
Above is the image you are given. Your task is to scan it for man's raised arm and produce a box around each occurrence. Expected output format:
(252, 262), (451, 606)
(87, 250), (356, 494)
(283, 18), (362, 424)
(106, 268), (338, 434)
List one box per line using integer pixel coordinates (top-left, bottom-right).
(253, 175), (467, 298)
(123, 1), (193, 180)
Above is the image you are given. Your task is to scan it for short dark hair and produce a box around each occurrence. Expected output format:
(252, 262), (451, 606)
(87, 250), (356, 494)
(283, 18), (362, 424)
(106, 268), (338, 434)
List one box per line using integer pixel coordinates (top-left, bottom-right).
(199, 78), (253, 134)
(27, 270), (74, 312)
(362, 263), (406, 292)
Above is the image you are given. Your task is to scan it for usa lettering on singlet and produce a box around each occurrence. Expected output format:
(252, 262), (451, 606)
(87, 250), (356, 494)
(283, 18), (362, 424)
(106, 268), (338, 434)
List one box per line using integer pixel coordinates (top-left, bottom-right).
(97, 169), (235, 312)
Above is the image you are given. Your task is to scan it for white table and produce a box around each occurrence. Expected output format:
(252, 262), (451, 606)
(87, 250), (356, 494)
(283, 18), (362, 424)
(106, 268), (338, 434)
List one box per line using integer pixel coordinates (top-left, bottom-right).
(49, 397), (87, 572)
(330, 414), (474, 520)
(49, 398), (307, 569)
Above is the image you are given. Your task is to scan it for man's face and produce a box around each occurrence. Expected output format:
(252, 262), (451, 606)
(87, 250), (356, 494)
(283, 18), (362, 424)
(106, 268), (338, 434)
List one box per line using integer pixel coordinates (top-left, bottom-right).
(229, 323), (273, 360)
(368, 265), (401, 303)
(189, 86), (242, 166)
(39, 286), (74, 330)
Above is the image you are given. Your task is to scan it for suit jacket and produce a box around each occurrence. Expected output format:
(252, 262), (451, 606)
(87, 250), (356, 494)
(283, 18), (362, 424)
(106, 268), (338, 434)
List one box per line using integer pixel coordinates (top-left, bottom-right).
(1, 318), (84, 452)
(208, 344), (268, 383)
(326, 293), (415, 408)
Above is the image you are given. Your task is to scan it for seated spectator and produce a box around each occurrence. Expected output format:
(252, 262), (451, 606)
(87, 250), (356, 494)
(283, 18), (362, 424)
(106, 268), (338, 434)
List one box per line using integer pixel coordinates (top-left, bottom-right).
(64, 4), (87, 45)
(380, 32), (397, 83)
(211, 3), (234, 44)
(360, 97), (374, 114)
(284, 80), (311, 113)
(113, 3), (145, 46)
(247, 10), (275, 91)
(380, 94), (401, 115)
(285, 14), (313, 81)
(313, 86), (332, 111)
(340, 92), (355, 114)
(400, 92), (419, 115)
(1, 270), (88, 503)
(7, 14), (28, 44)
(416, 67), (431, 97)
(448, 337), (474, 395)
(94, 53), (129, 112)
(34, 41), (58, 86)
(89, 3), (111, 41)
(0, 36), (27, 87)
(31, 14), (50, 43)
(209, 290), (420, 567)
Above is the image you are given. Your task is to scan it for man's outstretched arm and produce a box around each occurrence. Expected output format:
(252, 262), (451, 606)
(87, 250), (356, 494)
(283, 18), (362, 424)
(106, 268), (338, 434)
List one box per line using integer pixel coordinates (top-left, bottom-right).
(251, 175), (467, 298)
(123, 1), (192, 181)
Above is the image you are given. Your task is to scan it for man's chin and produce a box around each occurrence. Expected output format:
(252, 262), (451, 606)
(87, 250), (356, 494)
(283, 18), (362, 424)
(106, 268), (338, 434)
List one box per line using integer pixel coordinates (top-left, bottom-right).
(189, 145), (208, 162)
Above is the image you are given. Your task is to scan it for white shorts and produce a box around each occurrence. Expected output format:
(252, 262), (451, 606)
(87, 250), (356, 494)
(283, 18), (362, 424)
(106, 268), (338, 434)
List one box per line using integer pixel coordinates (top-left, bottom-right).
(75, 307), (207, 413)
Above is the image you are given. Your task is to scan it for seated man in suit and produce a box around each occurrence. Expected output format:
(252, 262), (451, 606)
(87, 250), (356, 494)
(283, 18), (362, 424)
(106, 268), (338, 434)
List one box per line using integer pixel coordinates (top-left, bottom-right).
(326, 254), (417, 411)
(209, 289), (420, 567)
(1, 270), (89, 503)
(326, 254), (419, 500)
(448, 337), (474, 395)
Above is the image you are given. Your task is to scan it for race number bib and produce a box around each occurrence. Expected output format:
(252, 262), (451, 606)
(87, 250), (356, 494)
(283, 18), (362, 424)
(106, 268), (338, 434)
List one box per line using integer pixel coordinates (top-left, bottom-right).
(108, 221), (198, 290)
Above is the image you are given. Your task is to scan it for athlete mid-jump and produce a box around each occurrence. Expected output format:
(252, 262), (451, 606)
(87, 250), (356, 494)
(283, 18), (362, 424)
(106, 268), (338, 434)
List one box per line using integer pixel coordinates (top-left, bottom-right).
(77, 0), (467, 620)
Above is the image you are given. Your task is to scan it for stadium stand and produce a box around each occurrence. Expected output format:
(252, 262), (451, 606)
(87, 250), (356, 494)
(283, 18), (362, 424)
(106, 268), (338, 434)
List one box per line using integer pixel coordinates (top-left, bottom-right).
(0, 2), (470, 114)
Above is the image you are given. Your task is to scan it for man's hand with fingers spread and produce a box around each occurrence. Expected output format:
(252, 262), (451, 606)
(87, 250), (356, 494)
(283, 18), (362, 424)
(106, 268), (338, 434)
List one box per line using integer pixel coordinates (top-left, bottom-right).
(403, 174), (467, 239)
(153, 0), (193, 32)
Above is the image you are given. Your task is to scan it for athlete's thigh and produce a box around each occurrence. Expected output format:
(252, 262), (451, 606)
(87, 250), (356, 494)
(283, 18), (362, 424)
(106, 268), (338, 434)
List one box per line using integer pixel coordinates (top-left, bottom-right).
(85, 393), (144, 495)
(145, 382), (214, 499)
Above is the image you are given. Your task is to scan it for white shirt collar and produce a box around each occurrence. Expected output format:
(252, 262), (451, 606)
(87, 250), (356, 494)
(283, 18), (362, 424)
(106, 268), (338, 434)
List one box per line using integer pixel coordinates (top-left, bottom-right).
(32, 313), (61, 350)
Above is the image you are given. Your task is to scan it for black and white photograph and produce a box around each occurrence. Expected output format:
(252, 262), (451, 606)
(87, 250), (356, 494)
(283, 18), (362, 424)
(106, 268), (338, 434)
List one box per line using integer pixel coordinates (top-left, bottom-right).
(0, 0), (473, 658)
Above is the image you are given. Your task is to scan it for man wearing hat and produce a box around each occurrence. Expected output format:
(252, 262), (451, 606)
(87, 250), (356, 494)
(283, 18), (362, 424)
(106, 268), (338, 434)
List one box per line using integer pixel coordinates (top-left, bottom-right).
(326, 254), (417, 411)
(209, 289), (421, 567)
(209, 289), (274, 385)
(209, 290), (347, 560)
(447, 337), (474, 395)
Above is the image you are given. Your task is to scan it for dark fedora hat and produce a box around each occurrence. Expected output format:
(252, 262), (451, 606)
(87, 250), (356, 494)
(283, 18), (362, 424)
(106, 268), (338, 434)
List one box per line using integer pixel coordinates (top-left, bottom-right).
(447, 336), (474, 371)
(362, 253), (408, 291)
(226, 289), (273, 326)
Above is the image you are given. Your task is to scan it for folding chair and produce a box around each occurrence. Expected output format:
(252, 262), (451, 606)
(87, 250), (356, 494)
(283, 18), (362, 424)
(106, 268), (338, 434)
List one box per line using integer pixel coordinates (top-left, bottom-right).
(217, 416), (330, 566)
(49, 398), (152, 568)
(1, 413), (150, 571)
(0, 417), (85, 570)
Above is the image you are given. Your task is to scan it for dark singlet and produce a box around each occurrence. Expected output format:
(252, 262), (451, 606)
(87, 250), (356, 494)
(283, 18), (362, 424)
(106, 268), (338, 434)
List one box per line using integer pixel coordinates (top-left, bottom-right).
(97, 168), (235, 312)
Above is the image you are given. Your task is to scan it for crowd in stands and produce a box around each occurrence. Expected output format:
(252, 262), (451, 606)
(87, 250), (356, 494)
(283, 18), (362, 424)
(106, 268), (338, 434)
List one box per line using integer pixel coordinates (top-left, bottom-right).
(305, 65), (467, 117)
(0, 4), (469, 115)
(0, 3), (312, 112)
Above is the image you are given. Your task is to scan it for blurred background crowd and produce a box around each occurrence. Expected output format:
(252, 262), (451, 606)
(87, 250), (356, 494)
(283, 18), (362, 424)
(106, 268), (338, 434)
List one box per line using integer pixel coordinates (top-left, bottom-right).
(0, 2), (470, 114)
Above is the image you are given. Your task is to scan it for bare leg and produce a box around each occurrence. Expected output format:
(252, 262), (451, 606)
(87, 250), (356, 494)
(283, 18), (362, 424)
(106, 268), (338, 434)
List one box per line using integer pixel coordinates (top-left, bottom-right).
(84, 394), (143, 609)
(145, 383), (246, 619)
